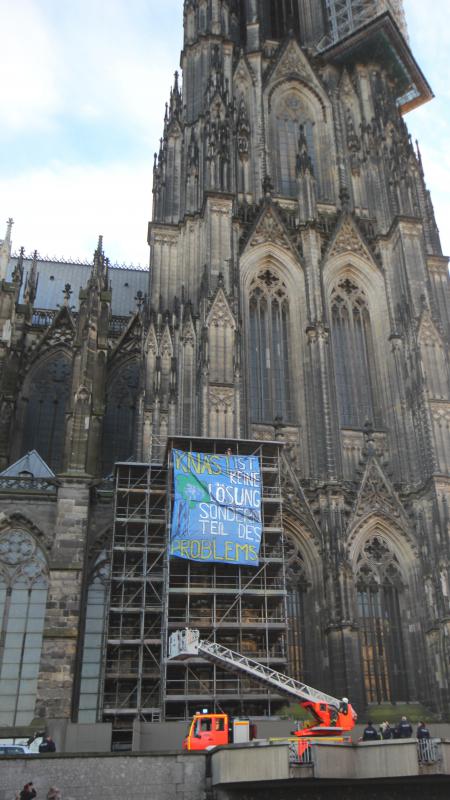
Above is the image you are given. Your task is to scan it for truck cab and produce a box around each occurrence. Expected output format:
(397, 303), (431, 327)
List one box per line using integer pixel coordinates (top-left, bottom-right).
(183, 713), (229, 751)
(183, 713), (255, 751)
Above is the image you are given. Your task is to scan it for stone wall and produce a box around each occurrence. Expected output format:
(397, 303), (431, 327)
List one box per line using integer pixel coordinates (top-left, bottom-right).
(0, 753), (207, 800)
(215, 781), (450, 800)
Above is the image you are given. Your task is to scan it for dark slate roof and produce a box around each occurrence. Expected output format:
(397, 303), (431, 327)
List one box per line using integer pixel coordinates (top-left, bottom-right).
(0, 450), (55, 479)
(7, 256), (149, 317)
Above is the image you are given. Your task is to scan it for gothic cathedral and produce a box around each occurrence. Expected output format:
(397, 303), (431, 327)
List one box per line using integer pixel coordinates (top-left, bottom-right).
(0, 0), (449, 743)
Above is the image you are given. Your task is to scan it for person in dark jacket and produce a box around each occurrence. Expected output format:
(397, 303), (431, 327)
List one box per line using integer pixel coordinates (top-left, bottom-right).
(362, 721), (379, 741)
(397, 716), (413, 738)
(19, 783), (36, 800)
(39, 735), (56, 753)
(417, 722), (431, 740)
(379, 721), (393, 740)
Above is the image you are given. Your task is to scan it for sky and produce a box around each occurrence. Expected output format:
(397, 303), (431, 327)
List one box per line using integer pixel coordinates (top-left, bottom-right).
(0, 0), (448, 267)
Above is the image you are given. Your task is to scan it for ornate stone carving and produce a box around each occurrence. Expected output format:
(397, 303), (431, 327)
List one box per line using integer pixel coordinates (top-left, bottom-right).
(181, 318), (196, 346)
(209, 386), (234, 410)
(0, 530), (34, 564)
(249, 209), (292, 250)
(328, 218), (371, 261)
(346, 461), (414, 562)
(159, 327), (173, 358)
(0, 530), (48, 586)
(356, 533), (403, 589)
(207, 289), (236, 328)
(271, 41), (309, 85)
(249, 269), (289, 302)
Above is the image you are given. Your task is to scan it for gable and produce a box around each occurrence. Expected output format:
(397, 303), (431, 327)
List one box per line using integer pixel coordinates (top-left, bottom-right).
(241, 203), (299, 258)
(324, 214), (378, 267)
(28, 305), (75, 363)
(265, 38), (328, 117)
(0, 450), (55, 479)
(349, 457), (408, 531)
(207, 288), (236, 329)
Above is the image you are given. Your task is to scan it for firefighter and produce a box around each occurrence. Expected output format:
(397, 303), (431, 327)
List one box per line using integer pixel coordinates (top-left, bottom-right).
(396, 716), (413, 738)
(362, 721), (379, 741)
(417, 722), (431, 740)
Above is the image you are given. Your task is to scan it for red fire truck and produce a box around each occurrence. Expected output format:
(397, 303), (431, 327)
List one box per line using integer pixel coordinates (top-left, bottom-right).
(168, 629), (357, 754)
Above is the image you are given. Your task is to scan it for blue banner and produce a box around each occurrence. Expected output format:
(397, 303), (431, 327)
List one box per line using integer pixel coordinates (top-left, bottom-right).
(170, 450), (262, 567)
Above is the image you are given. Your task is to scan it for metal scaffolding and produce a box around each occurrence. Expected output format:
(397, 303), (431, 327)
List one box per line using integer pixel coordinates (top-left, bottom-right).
(321, 0), (408, 50)
(100, 462), (167, 750)
(100, 437), (288, 747)
(164, 436), (287, 722)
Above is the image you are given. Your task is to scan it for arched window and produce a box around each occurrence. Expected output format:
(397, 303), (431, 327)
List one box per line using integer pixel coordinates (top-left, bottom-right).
(261, 0), (302, 40)
(356, 534), (409, 704)
(285, 540), (308, 682)
(102, 360), (140, 476)
(272, 91), (317, 198)
(330, 278), (379, 428)
(0, 530), (48, 726)
(78, 554), (109, 723)
(249, 269), (294, 424)
(21, 352), (71, 472)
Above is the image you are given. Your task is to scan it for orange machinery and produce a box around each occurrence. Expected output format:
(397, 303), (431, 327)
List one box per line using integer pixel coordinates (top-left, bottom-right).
(168, 629), (357, 753)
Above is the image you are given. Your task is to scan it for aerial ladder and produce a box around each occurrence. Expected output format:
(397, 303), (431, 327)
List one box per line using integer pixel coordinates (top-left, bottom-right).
(168, 629), (357, 752)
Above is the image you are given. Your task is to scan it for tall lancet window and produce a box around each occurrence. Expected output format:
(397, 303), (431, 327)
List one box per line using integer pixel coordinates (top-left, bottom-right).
(0, 530), (48, 726)
(356, 535), (409, 704)
(330, 278), (378, 428)
(21, 351), (71, 472)
(285, 540), (308, 682)
(272, 92), (317, 198)
(249, 270), (294, 423)
(78, 553), (109, 723)
(102, 359), (140, 476)
(262, 0), (302, 40)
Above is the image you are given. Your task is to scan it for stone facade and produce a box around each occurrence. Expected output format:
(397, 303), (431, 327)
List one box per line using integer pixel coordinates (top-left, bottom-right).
(0, 0), (449, 738)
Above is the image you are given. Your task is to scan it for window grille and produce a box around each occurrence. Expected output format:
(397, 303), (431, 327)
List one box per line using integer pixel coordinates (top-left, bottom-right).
(21, 352), (71, 473)
(0, 531), (48, 727)
(356, 534), (409, 703)
(249, 270), (294, 424)
(330, 279), (378, 428)
(102, 360), (140, 476)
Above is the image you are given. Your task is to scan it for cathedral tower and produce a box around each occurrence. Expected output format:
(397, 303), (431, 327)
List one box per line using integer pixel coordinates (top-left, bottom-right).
(148, 0), (449, 713)
(0, 1), (448, 741)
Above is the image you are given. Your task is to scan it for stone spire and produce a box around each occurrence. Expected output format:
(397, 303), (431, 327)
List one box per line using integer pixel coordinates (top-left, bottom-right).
(63, 236), (111, 476)
(24, 250), (39, 306)
(0, 218), (14, 281)
(297, 125), (317, 223)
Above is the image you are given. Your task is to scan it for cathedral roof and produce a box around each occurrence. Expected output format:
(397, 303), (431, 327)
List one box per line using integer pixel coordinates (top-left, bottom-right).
(7, 255), (149, 317)
(0, 450), (55, 479)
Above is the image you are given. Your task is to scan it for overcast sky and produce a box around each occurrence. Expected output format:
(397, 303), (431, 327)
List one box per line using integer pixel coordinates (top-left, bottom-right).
(0, 0), (448, 266)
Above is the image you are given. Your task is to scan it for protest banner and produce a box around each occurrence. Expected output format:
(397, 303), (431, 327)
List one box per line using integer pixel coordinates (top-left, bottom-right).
(170, 449), (262, 566)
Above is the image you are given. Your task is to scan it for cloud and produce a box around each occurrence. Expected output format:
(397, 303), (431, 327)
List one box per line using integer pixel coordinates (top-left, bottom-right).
(0, 0), (184, 262)
(0, 0), (182, 142)
(0, 0), (60, 132)
(405, 0), (450, 255)
(0, 1), (448, 262)
(0, 160), (152, 266)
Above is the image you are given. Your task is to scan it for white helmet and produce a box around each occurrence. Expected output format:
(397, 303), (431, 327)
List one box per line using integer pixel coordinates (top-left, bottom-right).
(342, 697), (349, 703)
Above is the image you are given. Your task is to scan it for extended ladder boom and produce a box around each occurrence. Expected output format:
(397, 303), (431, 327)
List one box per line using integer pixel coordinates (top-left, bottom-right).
(168, 629), (341, 709)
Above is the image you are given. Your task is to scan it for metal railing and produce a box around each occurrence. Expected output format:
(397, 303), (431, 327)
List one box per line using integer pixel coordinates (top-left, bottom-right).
(0, 476), (57, 493)
(288, 740), (314, 765)
(417, 738), (441, 764)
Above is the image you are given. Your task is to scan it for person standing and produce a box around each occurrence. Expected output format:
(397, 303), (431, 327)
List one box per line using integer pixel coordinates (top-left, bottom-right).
(39, 735), (56, 753)
(397, 716), (413, 738)
(362, 721), (379, 741)
(379, 721), (393, 740)
(417, 721), (431, 740)
(19, 783), (36, 800)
